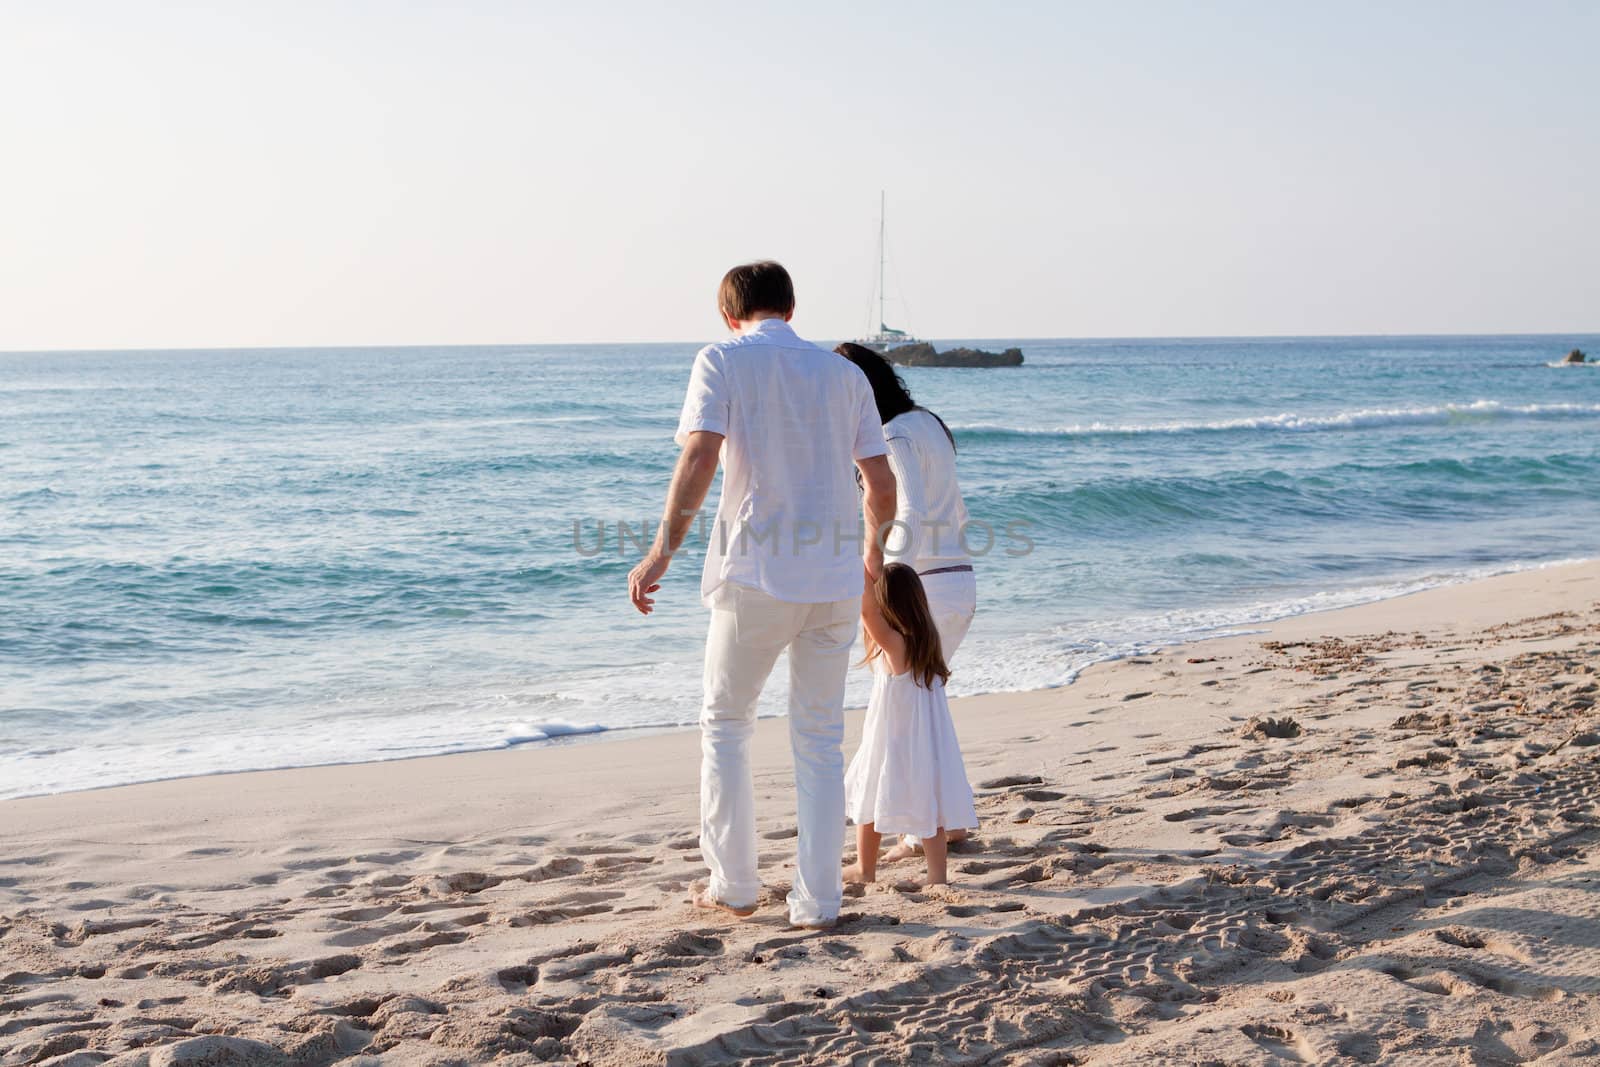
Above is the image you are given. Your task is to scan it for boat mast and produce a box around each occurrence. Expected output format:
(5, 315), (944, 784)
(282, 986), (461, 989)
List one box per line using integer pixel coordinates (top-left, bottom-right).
(878, 190), (886, 333)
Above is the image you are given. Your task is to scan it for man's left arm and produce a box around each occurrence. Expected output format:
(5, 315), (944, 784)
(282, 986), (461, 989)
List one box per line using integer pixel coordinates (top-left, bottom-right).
(628, 430), (723, 615)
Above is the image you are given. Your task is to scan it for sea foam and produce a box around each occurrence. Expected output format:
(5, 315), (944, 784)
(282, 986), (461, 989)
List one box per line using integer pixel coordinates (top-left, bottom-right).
(953, 400), (1600, 440)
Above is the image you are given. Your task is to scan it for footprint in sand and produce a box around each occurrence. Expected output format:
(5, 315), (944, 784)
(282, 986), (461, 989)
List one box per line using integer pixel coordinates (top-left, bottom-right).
(331, 904), (398, 923)
(281, 855), (351, 872)
(535, 947), (637, 983)
(1453, 968), (1566, 1002)
(1240, 1022), (1316, 1062)
(630, 930), (726, 971)
(1335, 1032), (1384, 1062)
(509, 902), (615, 927)
(399, 900), (483, 916)
(564, 843), (637, 857)
(496, 964), (540, 992)
(1381, 963), (1456, 997)
(978, 774), (1044, 789)
(211, 953), (361, 995)
(384, 929), (469, 955)
(945, 901), (1026, 918)
(326, 918), (422, 948)
(437, 871), (502, 893)
(1163, 804), (1244, 823)
(522, 857), (586, 882)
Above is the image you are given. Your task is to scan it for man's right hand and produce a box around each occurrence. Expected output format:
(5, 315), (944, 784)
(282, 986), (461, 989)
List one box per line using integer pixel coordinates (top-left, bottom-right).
(628, 551), (671, 615)
(629, 431), (723, 617)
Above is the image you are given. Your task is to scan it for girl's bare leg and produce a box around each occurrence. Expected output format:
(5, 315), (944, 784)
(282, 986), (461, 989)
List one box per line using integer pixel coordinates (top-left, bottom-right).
(843, 823), (882, 884)
(922, 828), (949, 885)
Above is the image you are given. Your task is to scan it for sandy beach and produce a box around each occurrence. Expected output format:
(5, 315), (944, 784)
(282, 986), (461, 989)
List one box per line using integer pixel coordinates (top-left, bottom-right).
(3, 561), (1598, 1066)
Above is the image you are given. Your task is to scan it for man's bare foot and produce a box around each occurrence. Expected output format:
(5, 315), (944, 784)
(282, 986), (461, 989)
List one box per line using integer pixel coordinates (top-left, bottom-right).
(690, 887), (756, 918)
(841, 862), (875, 885)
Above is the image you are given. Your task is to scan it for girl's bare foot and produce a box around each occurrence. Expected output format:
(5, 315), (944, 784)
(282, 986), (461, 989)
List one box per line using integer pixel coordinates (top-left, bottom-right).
(885, 828), (968, 864)
(881, 840), (921, 863)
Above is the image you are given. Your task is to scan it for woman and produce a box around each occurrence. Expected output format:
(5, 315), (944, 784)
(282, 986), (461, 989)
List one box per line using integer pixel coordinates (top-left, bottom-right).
(835, 343), (977, 656)
(836, 342), (977, 859)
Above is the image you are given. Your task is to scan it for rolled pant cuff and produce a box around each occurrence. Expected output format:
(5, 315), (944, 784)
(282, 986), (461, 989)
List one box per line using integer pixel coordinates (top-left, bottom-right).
(707, 878), (759, 910)
(786, 894), (840, 926)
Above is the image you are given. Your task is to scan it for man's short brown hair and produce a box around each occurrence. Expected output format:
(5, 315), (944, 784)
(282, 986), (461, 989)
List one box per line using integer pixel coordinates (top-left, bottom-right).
(718, 261), (795, 321)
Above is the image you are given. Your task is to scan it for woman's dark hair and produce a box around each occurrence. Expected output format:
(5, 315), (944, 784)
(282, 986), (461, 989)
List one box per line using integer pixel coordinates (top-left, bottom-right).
(833, 343), (956, 450)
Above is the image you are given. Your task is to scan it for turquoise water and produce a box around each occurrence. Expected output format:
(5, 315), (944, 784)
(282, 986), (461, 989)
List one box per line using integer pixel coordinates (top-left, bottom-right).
(3, 334), (1598, 799)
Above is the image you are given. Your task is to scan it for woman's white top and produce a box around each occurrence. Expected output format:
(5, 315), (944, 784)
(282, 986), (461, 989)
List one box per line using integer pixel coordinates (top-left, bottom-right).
(882, 408), (970, 572)
(845, 661), (979, 841)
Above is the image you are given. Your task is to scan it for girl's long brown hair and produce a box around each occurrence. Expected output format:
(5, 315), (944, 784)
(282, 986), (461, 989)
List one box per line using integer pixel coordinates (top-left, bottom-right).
(863, 563), (950, 689)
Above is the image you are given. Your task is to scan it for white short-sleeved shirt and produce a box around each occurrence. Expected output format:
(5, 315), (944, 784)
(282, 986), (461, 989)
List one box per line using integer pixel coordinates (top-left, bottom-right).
(676, 319), (887, 605)
(882, 408), (971, 572)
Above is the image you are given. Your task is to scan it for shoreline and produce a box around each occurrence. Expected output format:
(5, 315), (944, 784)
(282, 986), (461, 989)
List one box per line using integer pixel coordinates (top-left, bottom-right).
(5, 559), (1595, 827)
(6, 553), (1591, 804)
(3, 559), (1597, 1064)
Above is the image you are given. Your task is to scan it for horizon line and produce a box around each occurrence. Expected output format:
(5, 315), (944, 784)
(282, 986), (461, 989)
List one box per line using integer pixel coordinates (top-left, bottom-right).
(3, 328), (1597, 357)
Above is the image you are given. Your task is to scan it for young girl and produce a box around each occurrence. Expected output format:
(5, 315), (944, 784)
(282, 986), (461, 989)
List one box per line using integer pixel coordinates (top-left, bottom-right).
(844, 563), (979, 886)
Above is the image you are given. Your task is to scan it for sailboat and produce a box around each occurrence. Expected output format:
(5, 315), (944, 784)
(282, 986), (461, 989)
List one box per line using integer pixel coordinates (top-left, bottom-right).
(854, 192), (922, 353)
(851, 193), (1024, 367)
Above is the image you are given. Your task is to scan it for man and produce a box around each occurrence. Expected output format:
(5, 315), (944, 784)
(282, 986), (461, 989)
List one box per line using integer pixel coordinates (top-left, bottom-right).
(628, 261), (897, 929)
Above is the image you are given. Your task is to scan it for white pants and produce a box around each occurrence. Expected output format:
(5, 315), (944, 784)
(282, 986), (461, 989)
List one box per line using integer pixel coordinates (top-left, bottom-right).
(700, 582), (858, 926)
(921, 568), (977, 662)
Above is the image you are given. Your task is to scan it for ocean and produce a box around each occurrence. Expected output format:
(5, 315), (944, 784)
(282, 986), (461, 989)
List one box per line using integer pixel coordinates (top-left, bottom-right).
(3, 334), (1598, 800)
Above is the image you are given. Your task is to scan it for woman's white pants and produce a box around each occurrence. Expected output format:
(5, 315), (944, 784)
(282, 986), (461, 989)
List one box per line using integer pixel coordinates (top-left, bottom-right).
(921, 568), (977, 663)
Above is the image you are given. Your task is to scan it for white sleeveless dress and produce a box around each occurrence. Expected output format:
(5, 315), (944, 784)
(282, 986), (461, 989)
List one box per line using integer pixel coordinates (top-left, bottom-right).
(845, 662), (979, 841)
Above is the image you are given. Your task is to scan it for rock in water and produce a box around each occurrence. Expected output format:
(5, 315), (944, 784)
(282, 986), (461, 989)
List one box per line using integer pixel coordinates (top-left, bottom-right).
(1561, 348), (1586, 364)
(886, 343), (1024, 367)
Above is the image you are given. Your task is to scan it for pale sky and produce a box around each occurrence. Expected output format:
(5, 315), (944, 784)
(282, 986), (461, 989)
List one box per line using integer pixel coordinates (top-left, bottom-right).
(2, 2), (1596, 350)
